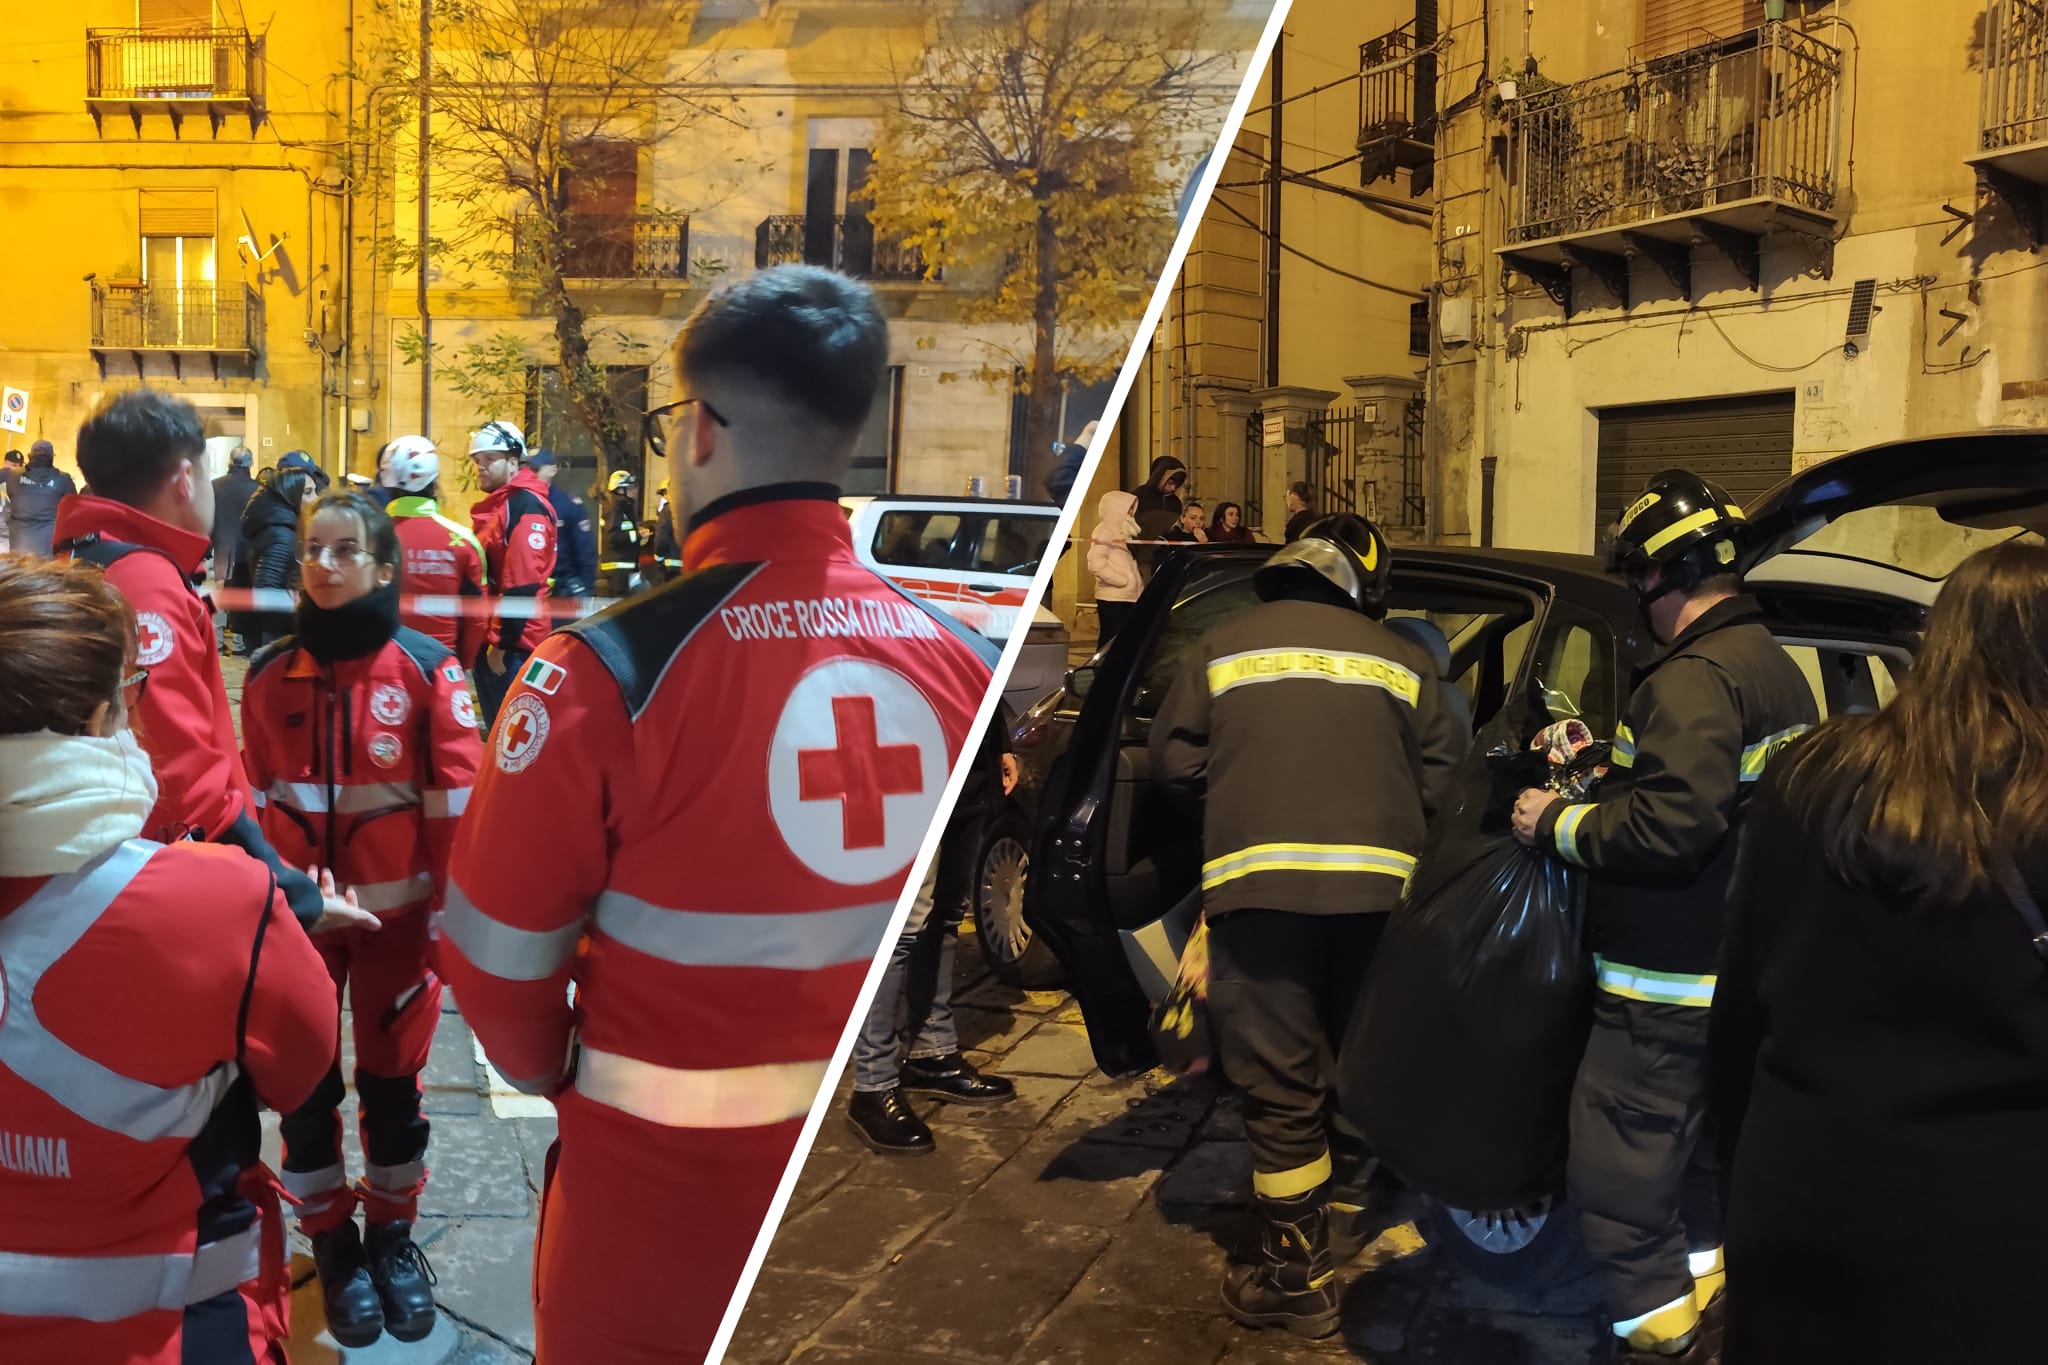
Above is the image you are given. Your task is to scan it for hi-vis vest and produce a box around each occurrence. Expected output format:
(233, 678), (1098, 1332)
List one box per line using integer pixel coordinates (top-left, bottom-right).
(0, 842), (261, 1322)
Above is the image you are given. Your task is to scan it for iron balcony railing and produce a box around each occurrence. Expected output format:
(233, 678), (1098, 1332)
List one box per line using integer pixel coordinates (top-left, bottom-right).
(754, 214), (936, 282)
(1358, 19), (1437, 151)
(1504, 23), (1842, 244)
(1982, 0), (2048, 152)
(91, 282), (257, 352)
(86, 28), (253, 101)
(514, 213), (690, 281)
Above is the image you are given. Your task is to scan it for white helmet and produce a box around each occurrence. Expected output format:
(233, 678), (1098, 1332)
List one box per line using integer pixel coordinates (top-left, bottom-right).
(468, 421), (526, 459)
(382, 435), (440, 493)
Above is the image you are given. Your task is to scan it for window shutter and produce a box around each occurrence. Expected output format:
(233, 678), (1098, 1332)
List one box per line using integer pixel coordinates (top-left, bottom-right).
(1640, 0), (1764, 59)
(137, 0), (213, 29)
(139, 189), (216, 238)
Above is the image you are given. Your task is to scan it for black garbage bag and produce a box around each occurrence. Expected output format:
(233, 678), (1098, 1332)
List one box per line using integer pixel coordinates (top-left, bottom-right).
(1337, 710), (1597, 1212)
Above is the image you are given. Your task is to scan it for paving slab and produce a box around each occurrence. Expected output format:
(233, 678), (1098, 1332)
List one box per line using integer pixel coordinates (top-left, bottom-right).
(839, 1120), (1035, 1197)
(421, 1023), (485, 1118)
(951, 1005), (1044, 1056)
(724, 1268), (864, 1365)
(1405, 1303), (1599, 1364)
(923, 1075), (1080, 1132)
(1068, 1197), (1240, 1311)
(1155, 1141), (1252, 1210)
(973, 1126), (1168, 1230)
(422, 1216), (538, 1356)
(814, 1216), (1110, 1362)
(418, 1114), (535, 1218)
(1045, 1075), (1211, 1150)
(998, 1023), (1099, 1078)
(1016, 1301), (1235, 1365)
(769, 1181), (956, 1281)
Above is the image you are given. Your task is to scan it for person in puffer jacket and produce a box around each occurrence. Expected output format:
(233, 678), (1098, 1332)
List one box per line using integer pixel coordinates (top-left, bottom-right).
(240, 490), (482, 1351)
(231, 450), (327, 651)
(1088, 489), (1144, 643)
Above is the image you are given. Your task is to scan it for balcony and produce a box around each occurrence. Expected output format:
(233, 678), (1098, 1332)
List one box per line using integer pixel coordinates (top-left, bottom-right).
(89, 282), (259, 379)
(1356, 19), (1436, 190)
(1970, 0), (2048, 247)
(513, 213), (691, 283)
(754, 214), (937, 282)
(1497, 24), (1843, 314)
(85, 28), (256, 136)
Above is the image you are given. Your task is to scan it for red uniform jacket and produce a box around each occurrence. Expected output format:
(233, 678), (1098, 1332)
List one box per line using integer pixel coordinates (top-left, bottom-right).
(242, 629), (482, 916)
(52, 497), (253, 844)
(0, 841), (335, 1365)
(389, 494), (488, 666)
(438, 488), (995, 1355)
(470, 468), (557, 656)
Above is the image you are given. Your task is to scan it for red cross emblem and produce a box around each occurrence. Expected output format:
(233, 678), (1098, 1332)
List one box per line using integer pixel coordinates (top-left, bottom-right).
(494, 695), (550, 774)
(797, 695), (924, 849)
(134, 611), (174, 666)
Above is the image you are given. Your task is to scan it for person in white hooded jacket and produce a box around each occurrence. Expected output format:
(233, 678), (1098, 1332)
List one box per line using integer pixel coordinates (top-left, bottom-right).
(0, 555), (341, 1365)
(1088, 488), (1144, 643)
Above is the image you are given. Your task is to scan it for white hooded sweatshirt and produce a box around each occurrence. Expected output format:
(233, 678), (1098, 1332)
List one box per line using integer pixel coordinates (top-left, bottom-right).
(1087, 490), (1144, 604)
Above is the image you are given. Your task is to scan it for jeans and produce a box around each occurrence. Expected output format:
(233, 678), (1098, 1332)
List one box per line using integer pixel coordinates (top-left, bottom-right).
(851, 818), (980, 1092)
(474, 646), (531, 733)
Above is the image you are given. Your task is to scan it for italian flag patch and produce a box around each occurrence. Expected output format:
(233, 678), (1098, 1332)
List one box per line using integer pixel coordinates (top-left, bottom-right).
(520, 657), (568, 695)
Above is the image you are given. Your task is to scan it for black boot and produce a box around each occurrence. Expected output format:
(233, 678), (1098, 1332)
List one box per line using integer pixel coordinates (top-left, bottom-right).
(902, 1053), (1016, 1106)
(364, 1220), (438, 1343)
(847, 1088), (936, 1156)
(310, 1221), (385, 1348)
(1220, 1186), (1341, 1339)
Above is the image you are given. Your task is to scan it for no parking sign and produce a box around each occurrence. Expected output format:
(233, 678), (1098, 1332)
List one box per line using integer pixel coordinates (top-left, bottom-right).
(0, 388), (25, 435)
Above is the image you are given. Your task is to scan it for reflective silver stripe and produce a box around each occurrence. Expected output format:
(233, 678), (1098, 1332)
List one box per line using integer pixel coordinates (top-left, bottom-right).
(425, 786), (470, 818)
(493, 597), (550, 619)
(246, 588), (297, 613)
(250, 787), (267, 808)
(439, 880), (583, 982)
(265, 781), (421, 814)
(361, 1160), (427, 1195)
(0, 1225), (262, 1322)
(279, 1162), (346, 1200)
(592, 892), (891, 972)
(0, 841), (241, 1143)
(352, 873), (434, 912)
(573, 1048), (827, 1129)
(410, 594), (461, 617)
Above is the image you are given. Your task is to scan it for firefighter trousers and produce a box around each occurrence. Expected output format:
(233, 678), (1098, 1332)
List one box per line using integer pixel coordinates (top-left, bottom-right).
(1207, 909), (1386, 1200)
(279, 905), (442, 1233)
(1567, 993), (1722, 1326)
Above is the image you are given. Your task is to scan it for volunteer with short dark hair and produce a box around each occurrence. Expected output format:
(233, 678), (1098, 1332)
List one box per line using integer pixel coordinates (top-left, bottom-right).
(241, 490), (481, 1347)
(1511, 471), (1817, 1363)
(466, 421), (556, 728)
(0, 555), (337, 1365)
(1151, 513), (1462, 1339)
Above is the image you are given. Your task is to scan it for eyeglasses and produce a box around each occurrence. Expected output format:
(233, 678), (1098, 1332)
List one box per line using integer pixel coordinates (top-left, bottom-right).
(647, 396), (729, 459)
(302, 544), (375, 569)
(121, 669), (149, 710)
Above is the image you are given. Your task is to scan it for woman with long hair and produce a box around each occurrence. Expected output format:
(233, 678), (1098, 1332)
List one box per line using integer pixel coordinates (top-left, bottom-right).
(1712, 540), (2048, 1363)
(240, 490), (481, 1347)
(231, 452), (327, 651)
(0, 556), (336, 1365)
(1211, 501), (1258, 543)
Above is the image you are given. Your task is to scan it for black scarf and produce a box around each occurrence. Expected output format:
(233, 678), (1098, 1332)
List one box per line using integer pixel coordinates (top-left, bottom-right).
(297, 579), (401, 663)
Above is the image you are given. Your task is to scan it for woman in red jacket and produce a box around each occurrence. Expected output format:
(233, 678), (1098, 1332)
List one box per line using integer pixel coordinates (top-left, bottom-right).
(241, 490), (483, 1348)
(0, 556), (338, 1365)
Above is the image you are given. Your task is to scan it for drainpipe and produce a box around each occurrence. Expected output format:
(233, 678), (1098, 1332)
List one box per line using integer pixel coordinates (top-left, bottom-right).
(1481, 454), (1497, 546)
(416, 0), (432, 435)
(1265, 36), (1282, 388)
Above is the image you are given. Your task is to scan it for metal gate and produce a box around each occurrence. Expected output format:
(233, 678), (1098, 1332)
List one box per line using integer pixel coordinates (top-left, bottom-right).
(1244, 412), (1265, 531)
(1594, 393), (1795, 549)
(1304, 398), (1427, 530)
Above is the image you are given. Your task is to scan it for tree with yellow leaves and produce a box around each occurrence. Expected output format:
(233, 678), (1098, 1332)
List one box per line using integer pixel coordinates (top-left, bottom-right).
(864, 0), (1236, 494)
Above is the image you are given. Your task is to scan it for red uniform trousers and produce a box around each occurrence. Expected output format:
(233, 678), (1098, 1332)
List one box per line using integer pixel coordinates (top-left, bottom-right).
(278, 907), (441, 1233)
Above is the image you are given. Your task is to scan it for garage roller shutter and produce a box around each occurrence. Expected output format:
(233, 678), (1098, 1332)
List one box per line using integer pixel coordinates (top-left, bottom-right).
(139, 189), (216, 238)
(1594, 393), (1794, 548)
(138, 0), (213, 28)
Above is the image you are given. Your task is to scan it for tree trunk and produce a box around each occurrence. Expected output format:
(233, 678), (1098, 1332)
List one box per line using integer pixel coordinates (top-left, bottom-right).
(546, 274), (637, 499)
(1024, 198), (1063, 500)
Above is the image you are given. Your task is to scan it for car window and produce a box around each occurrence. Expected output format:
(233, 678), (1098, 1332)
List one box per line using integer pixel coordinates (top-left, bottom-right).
(1777, 642), (1902, 718)
(1524, 599), (1617, 737)
(966, 514), (1058, 576)
(871, 512), (963, 570)
(1126, 576), (1264, 730)
(1793, 506), (2042, 581)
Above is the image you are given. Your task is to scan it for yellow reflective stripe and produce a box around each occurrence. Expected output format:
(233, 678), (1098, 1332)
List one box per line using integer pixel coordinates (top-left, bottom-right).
(1621, 490), (1661, 532)
(1640, 507), (1724, 557)
(1552, 803), (1595, 866)
(1201, 842), (1417, 891)
(1740, 723), (1811, 781)
(1615, 1291), (1702, 1349)
(1610, 724), (1637, 768)
(1593, 956), (1716, 1007)
(1251, 1150), (1332, 1200)
(1206, 648), (1421, 705)
(1722, 504), (1747, 521)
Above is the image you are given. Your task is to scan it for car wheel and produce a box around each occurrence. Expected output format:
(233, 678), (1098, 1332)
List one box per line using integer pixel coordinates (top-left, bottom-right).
(976, 814), (1064, 989)
(1423, 1193), (1582, 1289)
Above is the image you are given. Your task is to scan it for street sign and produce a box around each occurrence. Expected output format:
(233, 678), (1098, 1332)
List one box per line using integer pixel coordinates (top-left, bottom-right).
(0, 388), (25, 435)
(1262, 414), (1285, 447)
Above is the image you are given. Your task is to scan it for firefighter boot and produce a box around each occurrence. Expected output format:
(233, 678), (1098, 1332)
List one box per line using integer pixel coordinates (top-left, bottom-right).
(1601, 1292), (1719, 1364)
(365, 1219), (439, 1342)
(1220, 1187), (1341, 1339)
(311, 1221), (385, 1348)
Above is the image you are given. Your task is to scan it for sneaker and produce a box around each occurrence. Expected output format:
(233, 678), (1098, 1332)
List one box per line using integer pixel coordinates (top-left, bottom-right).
(364, 1219), (438, 1343)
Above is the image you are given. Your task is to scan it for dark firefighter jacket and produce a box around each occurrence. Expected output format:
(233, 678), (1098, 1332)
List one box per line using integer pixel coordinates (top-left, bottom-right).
(1535, 594), (1817, 1002)
(1150, 597), (1464, 918)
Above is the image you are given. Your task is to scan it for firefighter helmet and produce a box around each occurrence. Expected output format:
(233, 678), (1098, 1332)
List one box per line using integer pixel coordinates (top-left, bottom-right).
(1254, 512), (1393, 617)
(1607, 469), (1748, 597)
(607, 469), (637, 493)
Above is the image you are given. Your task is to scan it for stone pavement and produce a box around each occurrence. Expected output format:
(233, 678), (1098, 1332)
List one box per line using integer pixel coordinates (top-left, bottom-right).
(728, 928), (1609, 1365)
